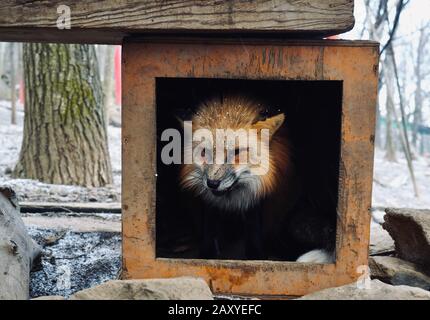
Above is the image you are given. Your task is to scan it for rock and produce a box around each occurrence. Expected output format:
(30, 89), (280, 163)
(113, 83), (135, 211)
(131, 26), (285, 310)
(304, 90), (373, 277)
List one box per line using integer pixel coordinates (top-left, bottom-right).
(32, 295), (66, 300)
(0, 187), (42, 300)
(369, 256), (430, 291)
(299, 279), (430, 300)
(383, 208), (430, 267)
(70, 277), (213, 300)
(370, 221), (395, 255)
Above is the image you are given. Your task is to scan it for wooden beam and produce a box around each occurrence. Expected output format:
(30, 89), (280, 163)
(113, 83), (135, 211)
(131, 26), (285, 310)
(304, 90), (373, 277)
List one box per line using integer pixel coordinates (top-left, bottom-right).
(0, 0), (355, 44)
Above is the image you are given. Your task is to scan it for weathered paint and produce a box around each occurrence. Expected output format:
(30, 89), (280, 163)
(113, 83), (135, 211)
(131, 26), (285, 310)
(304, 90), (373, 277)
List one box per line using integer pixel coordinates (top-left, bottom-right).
(122, 38), (379, 297)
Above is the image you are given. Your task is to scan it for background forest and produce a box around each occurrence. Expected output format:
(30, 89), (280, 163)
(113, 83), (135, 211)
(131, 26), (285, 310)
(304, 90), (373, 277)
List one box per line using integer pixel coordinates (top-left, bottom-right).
(344, 0), (430, 209)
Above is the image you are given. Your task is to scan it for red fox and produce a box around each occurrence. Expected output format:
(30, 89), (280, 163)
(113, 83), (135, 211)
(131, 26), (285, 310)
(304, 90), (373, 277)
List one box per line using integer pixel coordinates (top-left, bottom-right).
(179, 95), (335, 263)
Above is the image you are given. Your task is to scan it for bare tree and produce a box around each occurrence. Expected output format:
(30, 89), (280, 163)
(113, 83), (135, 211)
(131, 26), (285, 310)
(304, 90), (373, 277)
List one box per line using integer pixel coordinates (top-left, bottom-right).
(382, 16), (419, 196)
(364, 0), (389, 148)
(388, 50), (419, 196)
(384, 51), (397, 162)
(412, 24), (430, 153)
(364, 0), (410, 150)
(8, 43), (17, 125)
(364, 0), (418, 195)
(380, 0), (410, 55)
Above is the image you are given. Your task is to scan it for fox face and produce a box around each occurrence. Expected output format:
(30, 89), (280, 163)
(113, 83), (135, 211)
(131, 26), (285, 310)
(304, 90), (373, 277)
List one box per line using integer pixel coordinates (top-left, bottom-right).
(180, 96), (289, 212)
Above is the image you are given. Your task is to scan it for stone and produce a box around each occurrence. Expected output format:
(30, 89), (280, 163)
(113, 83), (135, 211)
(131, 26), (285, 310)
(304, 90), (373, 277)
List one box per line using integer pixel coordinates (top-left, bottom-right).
(0, 187), (42, 300)
(70, 277), (213, 300)
(383, 208), (430, 267)
(369, 256), (430, 291)
(32, 296), (66, 300)
(299, 279), (430, 300)
(370, 221), (395, 255)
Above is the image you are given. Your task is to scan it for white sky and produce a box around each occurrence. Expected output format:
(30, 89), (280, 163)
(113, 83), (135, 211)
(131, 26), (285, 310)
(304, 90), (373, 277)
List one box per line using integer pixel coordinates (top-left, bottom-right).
(343, 0), (430, 40)
(343, 0), (430, 125)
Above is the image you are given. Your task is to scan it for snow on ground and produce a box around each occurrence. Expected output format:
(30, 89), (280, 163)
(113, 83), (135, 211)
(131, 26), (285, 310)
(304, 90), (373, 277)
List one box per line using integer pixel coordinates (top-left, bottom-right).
(29, 227), (121, 298)
(0, 100), (23, 175)
(1, 100), (429, 209)
(0, 101), (121, 203)
(372, 149), (430, 209)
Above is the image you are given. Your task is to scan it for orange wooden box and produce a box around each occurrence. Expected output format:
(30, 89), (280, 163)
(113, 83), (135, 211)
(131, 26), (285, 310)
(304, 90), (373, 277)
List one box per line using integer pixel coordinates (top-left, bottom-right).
(121, 38), (379, 297)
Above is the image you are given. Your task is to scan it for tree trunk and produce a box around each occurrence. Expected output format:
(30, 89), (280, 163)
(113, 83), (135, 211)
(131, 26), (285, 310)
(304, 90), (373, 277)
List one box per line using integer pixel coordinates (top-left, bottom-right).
(385, 94), (397, 162)
(389, 47), (419, 197)
(13, 43), (112, 187)
(9, 43), (16, 125)
(375, 100), (383, 148)
(412, 27), (428, 154)
(384, 56), (397, 162)
(412, 80), (423, 151)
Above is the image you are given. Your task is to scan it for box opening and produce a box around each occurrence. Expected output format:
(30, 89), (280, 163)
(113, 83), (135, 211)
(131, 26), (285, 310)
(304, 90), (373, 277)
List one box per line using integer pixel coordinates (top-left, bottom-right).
(155, 77), (342, 262)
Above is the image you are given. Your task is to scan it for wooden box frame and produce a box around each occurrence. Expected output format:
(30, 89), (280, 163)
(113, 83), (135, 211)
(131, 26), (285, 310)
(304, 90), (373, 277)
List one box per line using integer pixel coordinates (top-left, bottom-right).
(122, 38), (379, 297)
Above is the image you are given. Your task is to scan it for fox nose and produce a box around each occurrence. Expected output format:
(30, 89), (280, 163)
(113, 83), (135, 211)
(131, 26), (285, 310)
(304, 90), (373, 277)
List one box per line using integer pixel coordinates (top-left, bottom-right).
(207, 179), (221, 190)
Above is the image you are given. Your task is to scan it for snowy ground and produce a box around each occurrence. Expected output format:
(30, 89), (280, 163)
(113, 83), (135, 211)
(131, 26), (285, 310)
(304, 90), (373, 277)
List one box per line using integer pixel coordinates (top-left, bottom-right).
(29, 226), (121, 298)
(1, 100), (429, 209)
(372, 149), (430, 209)
(0, 101), (121, 203)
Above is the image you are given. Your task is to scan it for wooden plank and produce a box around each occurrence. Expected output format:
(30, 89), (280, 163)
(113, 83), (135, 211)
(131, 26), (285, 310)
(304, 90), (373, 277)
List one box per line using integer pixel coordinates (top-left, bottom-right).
(20, 202), (121, 214)
(0, 0), (355, 44)
(22, 215), (121, 233)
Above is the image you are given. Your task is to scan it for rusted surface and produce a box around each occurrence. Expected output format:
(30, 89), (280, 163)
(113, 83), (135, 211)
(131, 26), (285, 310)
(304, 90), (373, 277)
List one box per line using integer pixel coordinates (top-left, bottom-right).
(122, 38), (379, 296)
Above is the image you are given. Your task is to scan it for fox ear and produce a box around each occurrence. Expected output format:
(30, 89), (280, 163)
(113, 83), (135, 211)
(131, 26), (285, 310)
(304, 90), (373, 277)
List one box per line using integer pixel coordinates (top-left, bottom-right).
(252, 113), (285, 137)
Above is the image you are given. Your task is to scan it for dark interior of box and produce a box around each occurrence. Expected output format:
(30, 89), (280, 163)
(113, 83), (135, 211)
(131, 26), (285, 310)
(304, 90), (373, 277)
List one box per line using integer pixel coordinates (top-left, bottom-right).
(155, 77), (342, 261)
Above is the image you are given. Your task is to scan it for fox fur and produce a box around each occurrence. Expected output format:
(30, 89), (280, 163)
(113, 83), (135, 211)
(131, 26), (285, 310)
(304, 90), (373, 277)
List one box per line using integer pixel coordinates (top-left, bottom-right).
(180, 96), (290, 212)
(179, 95), (335, 262)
